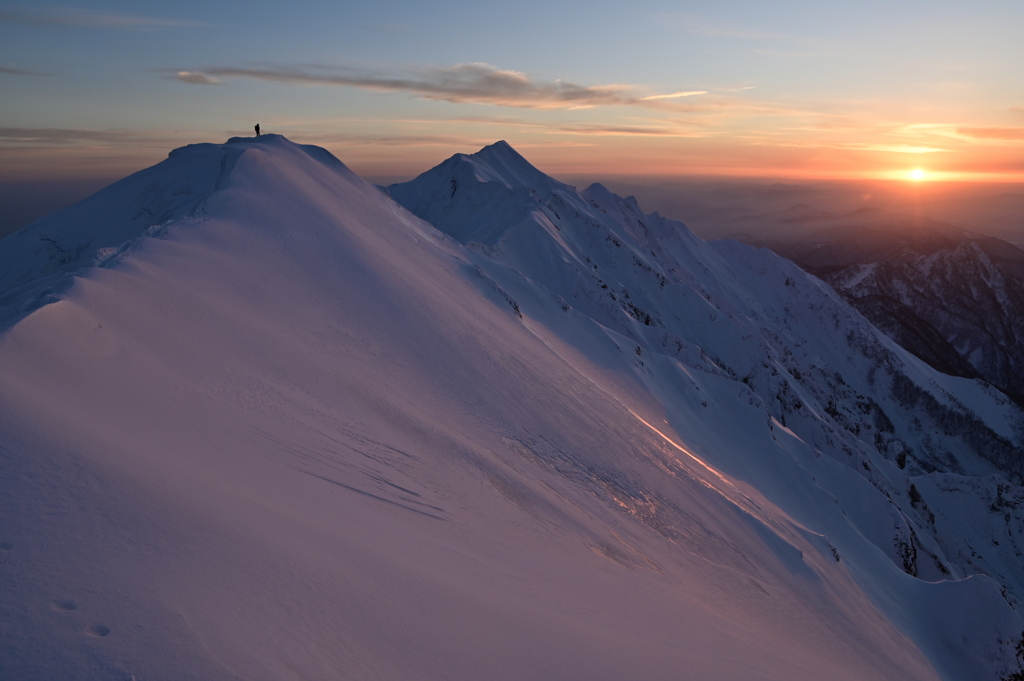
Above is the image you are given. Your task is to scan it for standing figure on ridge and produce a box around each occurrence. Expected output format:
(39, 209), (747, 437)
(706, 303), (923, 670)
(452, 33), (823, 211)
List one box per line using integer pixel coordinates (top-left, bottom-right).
(255, 123), (261, 137)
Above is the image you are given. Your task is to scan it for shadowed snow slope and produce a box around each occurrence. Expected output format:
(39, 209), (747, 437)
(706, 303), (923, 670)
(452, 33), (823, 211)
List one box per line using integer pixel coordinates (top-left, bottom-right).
(0, 136), (1021, 680)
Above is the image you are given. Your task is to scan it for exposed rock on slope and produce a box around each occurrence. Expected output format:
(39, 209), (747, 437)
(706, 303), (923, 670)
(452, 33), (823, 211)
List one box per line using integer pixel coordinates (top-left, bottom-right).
(725, 206), (1024, 405)
(394, 142), (1024, 678)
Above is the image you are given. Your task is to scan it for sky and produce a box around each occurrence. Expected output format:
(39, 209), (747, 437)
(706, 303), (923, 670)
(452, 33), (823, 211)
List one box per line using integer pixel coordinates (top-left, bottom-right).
(2, 0), (1024, 186)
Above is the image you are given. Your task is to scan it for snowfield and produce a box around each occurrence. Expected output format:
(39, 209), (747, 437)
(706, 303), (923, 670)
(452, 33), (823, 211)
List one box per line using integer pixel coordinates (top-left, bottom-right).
(2, 135), (1023, 680)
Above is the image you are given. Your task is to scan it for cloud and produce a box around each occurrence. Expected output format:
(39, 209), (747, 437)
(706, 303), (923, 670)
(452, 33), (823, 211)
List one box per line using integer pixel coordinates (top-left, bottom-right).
(0, 64), (48, 76)
(551, 124), (705, 137)
(0, 7), (202, 29)
(0, 126), (491, 152)
(640, 91), (708, 100)
(202, 63), (633, 108)
(0, 128), (122, 144)
(854, 144), (949, 154)
(446, 116), (708, 138)
(956, 127), (1024, 141)
(177, 62), (711, 112)
(0, 127), (188, 147)
(255, 131), (489, 148)
(170, 71), (222, 85)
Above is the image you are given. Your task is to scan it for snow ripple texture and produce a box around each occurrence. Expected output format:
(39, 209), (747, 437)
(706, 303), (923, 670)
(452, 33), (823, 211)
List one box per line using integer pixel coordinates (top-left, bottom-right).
(0, 135), (1022, 681)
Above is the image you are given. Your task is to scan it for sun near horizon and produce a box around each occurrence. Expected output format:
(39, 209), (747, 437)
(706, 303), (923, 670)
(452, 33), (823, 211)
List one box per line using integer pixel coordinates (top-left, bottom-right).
(1, 0), (1023, 232)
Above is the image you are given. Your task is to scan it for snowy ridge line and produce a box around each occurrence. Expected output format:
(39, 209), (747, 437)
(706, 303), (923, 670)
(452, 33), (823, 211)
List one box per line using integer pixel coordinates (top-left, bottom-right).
(1, 135), (1023, 680)
(390, 139), (1024, 680)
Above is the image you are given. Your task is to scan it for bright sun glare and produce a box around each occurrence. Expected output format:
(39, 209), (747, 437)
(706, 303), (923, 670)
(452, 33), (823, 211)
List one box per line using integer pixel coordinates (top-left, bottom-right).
(910, 168), (925, 181)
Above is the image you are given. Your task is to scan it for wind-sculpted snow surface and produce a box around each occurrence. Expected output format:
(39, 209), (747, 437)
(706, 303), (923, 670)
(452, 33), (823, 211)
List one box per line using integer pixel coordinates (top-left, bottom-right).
(0, 141), (246, 329)
(0, 136), (1020, 681)
(392, 141), (1024, 679)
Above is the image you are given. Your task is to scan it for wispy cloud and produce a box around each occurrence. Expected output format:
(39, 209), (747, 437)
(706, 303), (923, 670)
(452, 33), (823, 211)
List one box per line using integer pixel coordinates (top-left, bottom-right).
(0, 127), (192, 147)
(956, 127), (1024, 141)
(853, 143), (949, 154)
(640, 91), (707, 100)
(442, 116), (709, 138)
(552, 124), (706, 137)
(254, 131), (489, 148)
(0, 128), (123, 144)
(170, 71), (222, 85)
(0, 7), (202, 29)
(197, 63), (633, 108)
(745, 138), (950, 154)
(173, 62), (713, 112)
(0, 64), (49, 76)
(717, 85), (756, 93)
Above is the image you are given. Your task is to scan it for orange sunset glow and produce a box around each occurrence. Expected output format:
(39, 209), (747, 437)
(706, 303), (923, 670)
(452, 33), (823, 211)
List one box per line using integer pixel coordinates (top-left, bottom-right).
(1, 0), (1023, 233)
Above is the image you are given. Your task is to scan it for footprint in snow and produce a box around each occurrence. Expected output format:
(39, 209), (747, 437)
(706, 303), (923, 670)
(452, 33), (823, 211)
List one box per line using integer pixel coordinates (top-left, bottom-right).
(86, 624), (111, 637)
(51, 599), (77, 612)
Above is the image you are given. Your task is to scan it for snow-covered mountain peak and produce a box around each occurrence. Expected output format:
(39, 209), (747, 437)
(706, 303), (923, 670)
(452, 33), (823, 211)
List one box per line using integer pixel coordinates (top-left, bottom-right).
(580, 181), (616, 203)
(425, 139), (570, 193)
(4, 136), (1024, 681)
(387, 141), (575, 245)
(0, 135), (383, 330)
(463, 139), (559, 189)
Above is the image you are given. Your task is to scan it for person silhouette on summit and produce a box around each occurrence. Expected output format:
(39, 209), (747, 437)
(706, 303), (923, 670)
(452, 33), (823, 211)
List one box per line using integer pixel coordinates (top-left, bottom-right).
(255, 123), (261, 137)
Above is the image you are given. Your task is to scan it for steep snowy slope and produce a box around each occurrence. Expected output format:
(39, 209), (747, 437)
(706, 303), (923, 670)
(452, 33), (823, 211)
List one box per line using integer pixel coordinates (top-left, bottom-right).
(392, 141), (1024, 679)
(0, 136), (1020, 681)
(0, 141), (246, 328)
(722, 207), (1024, 404)
(824, 243), (1024, 406)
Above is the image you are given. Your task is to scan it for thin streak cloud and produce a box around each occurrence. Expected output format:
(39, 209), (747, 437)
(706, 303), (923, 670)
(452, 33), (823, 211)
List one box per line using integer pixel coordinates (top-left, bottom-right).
(641, 91), (707, 100)
(443, 116), (710, 137)
(550, 124), (706, 137)
(284, 133), (488, 147)
(171, 71), (222, 85)
(0, 127), (188, 146)
(957, 127), (1024, 141)
(0, 7), (203, 29)
(177, 63), (711, 112)
(0, 128), (126, 144)
(0, 65), (48, 76)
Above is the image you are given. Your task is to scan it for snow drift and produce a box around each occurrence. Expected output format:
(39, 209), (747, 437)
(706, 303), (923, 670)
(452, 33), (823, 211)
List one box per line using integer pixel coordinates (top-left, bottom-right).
(1, 135), (1023, 680)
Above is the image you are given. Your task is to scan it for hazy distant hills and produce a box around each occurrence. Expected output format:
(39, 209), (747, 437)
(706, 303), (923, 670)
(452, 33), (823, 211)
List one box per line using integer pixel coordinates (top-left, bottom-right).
(727, 206), (1024, 405)
(725, 206), (1024, 275)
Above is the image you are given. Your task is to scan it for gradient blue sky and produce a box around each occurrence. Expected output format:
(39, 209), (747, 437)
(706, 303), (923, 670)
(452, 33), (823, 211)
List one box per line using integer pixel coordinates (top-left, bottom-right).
(2, 0), (1023, 182)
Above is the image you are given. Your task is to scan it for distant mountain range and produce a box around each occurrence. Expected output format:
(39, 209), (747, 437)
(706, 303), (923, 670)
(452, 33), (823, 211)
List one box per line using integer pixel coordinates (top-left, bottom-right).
(728, 206), (1024, 406)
